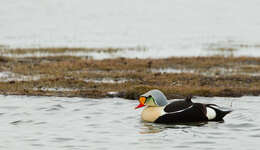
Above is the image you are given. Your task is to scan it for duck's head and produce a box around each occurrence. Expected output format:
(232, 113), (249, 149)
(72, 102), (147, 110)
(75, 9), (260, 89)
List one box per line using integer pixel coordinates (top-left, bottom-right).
(135, 89), (168, 109)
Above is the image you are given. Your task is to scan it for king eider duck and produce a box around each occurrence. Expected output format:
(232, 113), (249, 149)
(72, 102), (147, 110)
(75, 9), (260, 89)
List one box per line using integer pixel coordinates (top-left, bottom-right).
(135, 89), (232, 124)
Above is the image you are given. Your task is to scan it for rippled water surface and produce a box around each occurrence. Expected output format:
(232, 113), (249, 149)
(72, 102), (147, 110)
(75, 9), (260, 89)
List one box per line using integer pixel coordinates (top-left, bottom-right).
(0, 95), (259, 150)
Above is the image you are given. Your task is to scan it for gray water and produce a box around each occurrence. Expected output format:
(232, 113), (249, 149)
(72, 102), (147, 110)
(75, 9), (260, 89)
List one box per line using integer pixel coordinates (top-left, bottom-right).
(0, 95), (259, 150)
(1, 0), (260, 57)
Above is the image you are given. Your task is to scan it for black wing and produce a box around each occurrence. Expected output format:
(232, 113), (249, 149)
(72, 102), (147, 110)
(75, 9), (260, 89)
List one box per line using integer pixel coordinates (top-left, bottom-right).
(155, 103), (208, 124)
(163, 95), (193, 113)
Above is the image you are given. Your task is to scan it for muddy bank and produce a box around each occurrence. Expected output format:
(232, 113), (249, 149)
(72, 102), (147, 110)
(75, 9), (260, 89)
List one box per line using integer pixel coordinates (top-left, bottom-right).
(1, 54), (260, 99)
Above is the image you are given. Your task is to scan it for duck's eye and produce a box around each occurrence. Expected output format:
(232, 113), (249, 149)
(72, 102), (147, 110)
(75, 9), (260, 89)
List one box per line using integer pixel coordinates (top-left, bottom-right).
(139, 97), (146, 105)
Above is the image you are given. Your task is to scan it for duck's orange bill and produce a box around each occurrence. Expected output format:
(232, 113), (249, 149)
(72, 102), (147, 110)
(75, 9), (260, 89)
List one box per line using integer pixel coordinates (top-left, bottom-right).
(135, 97), (146, 109)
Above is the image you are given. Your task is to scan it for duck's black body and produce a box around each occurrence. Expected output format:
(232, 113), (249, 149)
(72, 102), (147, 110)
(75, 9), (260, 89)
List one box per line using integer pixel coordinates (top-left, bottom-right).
(137, 90), (232, 124)
(154, 96), (231, 124)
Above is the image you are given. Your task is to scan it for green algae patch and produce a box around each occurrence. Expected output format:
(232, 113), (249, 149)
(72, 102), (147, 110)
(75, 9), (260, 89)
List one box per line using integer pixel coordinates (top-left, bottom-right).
(1, 55), (260, 99)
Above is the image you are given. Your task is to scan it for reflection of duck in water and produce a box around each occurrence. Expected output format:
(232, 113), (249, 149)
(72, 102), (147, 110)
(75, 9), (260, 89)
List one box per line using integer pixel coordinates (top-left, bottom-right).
(140, 122), (207, 134)
(135, 89), (232, 124)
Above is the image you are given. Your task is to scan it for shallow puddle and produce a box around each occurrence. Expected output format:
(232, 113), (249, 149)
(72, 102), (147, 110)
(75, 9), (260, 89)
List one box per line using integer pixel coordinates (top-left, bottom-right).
(84, 78), (130, 84)
(0, 95), (259, 150)
(0, 71), (41, 82)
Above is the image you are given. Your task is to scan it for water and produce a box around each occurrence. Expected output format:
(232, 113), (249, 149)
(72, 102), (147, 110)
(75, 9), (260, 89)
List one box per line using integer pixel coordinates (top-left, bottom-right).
(0, 95), (259, 150)
(1, 0), (260, 57)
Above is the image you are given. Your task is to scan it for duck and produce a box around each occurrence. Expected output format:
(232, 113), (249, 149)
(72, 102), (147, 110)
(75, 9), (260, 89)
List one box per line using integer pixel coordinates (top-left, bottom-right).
(135, 89), (232, 124)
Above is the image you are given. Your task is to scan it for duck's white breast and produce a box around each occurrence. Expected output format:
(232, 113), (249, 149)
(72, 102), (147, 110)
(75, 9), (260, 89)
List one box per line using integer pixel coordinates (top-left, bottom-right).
(141, 106), (165, 122)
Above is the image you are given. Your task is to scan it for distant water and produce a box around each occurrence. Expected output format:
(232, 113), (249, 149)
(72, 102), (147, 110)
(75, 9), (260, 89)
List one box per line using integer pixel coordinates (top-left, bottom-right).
(0, 95), (260, 150)
(1, 0), (260, 57)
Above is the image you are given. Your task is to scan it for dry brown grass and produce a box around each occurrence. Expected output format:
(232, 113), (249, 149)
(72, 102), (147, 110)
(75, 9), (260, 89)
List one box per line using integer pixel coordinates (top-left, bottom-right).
(0, 47), (147, 56)
(1, 55), (260, 99)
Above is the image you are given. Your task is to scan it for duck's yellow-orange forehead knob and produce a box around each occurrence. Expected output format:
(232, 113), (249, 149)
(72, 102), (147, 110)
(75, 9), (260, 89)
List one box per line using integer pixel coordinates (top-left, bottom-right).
(139, 97), (146, 105)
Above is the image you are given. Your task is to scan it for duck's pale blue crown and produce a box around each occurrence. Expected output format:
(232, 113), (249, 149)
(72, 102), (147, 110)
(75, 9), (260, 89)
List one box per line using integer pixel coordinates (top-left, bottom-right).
(141, 89), (168, 106)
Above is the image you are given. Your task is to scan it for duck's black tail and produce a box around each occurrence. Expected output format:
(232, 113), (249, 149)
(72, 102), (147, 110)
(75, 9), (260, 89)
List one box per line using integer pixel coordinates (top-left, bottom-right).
(207, 104), (232, 121)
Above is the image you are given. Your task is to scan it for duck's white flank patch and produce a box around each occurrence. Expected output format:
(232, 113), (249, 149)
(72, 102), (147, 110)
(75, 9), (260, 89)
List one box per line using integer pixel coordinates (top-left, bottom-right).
(206, 107), (216, 120)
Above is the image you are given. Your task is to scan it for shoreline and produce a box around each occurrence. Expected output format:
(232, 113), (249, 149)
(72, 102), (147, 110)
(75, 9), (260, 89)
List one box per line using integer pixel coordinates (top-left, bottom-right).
(1, 49), (260, 100)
